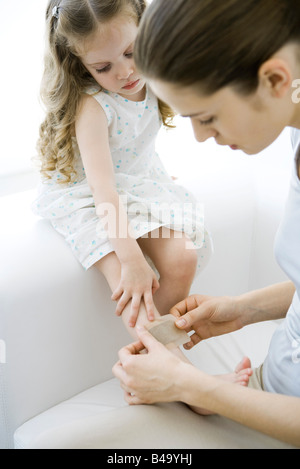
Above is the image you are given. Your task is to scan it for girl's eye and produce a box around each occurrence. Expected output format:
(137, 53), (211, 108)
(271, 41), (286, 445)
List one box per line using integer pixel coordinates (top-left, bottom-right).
(199, 117), (214, 126)
(125, 52), (133, 58)
(96, 64), (111, 74)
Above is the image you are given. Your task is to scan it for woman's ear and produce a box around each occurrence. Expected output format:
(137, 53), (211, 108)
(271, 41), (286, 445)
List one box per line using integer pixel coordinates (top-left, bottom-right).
(258, 58), (292, 98)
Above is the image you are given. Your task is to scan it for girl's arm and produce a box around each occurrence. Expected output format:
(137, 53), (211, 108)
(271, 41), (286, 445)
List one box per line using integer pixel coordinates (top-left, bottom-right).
(113, 328), (300, 447)
(75, 95), (159, 325)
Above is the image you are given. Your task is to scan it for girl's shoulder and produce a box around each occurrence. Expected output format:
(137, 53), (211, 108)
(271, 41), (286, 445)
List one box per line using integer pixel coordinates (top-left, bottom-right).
(84, 87), (112, 106)
(82, 85), (159, 126)
(82, 88), (118, 126)
(85, 85), (158, 110)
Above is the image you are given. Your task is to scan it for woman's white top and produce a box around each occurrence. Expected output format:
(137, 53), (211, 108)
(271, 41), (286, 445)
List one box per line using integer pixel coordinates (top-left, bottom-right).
(263, 128), (300, 396)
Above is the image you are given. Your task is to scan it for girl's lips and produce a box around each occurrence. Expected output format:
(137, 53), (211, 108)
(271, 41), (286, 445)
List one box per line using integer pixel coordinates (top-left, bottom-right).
(122, 79), (140, 90)
(230, 145), (239, 150)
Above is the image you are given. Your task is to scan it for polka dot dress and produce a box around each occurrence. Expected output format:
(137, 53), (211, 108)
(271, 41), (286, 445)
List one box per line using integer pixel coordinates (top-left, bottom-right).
(32, 86), (212, 272)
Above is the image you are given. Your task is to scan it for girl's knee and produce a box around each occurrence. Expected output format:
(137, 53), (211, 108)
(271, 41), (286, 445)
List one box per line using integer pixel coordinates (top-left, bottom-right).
(165, 241), (198, 282)
(180, 245), (198, 278)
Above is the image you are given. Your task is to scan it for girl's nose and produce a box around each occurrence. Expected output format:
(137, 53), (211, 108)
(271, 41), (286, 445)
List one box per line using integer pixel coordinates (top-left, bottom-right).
(191, 118), (216, 143)
(117, 62), (134, 81)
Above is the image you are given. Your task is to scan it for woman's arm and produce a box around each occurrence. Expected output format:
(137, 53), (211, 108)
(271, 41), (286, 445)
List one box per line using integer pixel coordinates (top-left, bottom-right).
(181, 363), (300, 447)
(75, 95), (159, 323)
(237, 281), (296, 324)
(113, 328), (300, 447)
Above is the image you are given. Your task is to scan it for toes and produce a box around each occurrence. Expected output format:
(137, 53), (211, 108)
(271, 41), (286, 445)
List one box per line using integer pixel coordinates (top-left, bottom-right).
(236, 371), (252, 386)
(235, 356), (252, 373)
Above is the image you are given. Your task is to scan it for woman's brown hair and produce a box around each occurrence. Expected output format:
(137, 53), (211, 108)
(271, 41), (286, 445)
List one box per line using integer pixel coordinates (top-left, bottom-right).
(135, 0), (300, 95)
(38, 0), (175, 184)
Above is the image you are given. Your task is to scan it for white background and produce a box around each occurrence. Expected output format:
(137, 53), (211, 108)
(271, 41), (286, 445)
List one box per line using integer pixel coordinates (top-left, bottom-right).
(0, 0), (48, 194)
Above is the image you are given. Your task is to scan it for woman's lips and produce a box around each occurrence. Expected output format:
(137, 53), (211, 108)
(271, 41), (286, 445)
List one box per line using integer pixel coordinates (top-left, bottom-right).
(122, 79), (140, 90)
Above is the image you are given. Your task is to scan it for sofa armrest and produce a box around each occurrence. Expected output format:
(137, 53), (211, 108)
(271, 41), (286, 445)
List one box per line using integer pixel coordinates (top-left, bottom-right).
(0, 191), (131, 448)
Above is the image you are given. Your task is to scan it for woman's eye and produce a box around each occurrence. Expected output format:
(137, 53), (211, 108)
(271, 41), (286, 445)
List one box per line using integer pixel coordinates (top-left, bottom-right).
(125, 52), (133, 58)
(96, 64), (111, 74)
(199, 117), (214, 126)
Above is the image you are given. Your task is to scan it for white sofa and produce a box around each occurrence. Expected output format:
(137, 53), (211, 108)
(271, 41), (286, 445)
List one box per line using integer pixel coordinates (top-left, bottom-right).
(0, 130), (297, 449)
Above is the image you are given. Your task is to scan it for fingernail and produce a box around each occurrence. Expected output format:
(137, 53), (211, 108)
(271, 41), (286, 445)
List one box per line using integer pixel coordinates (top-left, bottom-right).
(176, 319), (186, 327)
(184, 342), (192, 349)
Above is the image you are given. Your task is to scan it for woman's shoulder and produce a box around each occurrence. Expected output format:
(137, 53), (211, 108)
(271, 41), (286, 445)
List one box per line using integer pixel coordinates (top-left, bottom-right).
(291, 127), (300, 152)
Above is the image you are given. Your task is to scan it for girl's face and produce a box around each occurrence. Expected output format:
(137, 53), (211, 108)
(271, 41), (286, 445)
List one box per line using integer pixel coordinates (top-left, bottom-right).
(80, 15), (146, 101)
(149, 79), (292, 155)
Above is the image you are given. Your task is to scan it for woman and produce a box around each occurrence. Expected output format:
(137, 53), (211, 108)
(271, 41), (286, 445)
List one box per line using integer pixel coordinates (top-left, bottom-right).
(113, 0), (300, 447)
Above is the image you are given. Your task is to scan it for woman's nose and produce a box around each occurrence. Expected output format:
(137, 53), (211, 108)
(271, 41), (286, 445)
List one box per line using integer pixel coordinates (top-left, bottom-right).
(191, 119), (216, 143)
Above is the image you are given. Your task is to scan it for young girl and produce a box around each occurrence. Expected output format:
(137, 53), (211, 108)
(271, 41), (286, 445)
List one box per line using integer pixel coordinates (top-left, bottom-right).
(33, 0), (213, 338)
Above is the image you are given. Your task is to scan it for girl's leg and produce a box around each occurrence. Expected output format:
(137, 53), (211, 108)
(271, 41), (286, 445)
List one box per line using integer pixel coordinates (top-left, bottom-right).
(137, 227), (198, 315)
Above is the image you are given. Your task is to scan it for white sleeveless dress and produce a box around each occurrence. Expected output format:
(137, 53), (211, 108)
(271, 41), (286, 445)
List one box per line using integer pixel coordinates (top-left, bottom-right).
(32, 86), (212, 271)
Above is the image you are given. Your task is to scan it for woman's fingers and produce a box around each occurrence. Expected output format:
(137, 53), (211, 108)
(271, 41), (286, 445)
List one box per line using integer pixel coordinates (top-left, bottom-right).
(182, 332), (202, 349)
(170, 295), (199, 322)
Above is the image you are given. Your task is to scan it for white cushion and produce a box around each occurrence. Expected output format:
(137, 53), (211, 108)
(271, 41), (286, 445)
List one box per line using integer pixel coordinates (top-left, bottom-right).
(14, 379), (126, 449)
(14, 321), (296, 449)
(15, 377), (295, 450)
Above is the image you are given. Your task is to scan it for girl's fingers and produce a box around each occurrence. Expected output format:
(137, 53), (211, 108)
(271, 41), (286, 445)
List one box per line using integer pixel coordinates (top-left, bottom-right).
(111, 285), (123, 301)
(144, 290), (156, 322)
(115, 292), (131, 316)
(128, 294), (142, 327)
(113, 282), (157, 325)
(152, 278), (160, 294)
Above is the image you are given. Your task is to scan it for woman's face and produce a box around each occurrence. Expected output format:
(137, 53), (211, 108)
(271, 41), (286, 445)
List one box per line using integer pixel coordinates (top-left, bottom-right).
(149, 79), (290, 155)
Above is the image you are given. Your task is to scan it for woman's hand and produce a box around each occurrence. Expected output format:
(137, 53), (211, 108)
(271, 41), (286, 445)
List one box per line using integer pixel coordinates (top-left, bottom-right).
(114, 327), (300, 447)
(172, 283), (295, 348)
(111, 260), (160, 327)
(112, 326), (187, 405)
(171, 294), (244, 349)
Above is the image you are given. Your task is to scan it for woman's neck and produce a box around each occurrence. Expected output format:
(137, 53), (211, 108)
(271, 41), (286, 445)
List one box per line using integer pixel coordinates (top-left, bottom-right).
(294, 101), (300, 130)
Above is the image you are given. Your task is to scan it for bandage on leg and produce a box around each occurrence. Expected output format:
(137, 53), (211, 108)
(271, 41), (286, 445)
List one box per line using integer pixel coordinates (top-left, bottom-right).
(145, 314), (190, 349)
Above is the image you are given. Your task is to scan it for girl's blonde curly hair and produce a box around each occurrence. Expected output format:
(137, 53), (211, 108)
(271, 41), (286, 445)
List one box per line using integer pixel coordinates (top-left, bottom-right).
(38, 0), (175, 184)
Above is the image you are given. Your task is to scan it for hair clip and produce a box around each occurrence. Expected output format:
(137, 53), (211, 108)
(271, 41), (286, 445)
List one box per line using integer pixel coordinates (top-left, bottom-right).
(52, 6), (59, 19)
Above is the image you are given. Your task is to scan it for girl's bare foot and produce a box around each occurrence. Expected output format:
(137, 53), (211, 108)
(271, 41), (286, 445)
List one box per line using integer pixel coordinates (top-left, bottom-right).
(190, 357), (253, 416)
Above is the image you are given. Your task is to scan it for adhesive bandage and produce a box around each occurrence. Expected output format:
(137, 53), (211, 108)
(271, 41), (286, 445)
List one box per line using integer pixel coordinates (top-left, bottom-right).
(145, 314), (190, 349)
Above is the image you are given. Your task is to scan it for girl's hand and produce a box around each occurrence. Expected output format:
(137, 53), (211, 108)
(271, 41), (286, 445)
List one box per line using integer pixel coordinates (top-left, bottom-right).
(111, 260), (160, 327)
